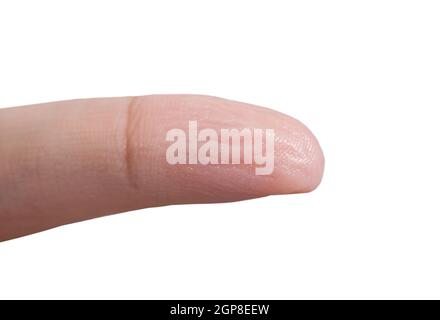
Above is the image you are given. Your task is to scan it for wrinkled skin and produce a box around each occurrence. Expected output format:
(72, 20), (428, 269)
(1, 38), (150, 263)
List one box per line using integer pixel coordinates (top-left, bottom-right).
(0, 95), (324, 241)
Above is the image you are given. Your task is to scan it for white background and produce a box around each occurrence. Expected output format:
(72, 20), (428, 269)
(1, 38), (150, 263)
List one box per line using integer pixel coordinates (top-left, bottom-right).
(0, 0), (439, 299)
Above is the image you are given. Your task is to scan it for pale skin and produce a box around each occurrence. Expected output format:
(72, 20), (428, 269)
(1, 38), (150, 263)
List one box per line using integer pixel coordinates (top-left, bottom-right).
(0, 95), (324, 241)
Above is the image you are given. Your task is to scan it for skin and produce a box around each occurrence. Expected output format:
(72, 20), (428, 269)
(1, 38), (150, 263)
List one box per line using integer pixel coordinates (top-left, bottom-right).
(0, 95), (324, 241)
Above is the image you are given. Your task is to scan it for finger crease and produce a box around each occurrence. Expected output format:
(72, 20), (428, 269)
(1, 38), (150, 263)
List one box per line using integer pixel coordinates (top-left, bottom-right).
(124, 96), (141, 190)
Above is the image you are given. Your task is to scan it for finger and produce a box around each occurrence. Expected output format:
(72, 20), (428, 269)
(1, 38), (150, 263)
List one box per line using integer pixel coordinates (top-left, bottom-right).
(0, 95), (324, 241)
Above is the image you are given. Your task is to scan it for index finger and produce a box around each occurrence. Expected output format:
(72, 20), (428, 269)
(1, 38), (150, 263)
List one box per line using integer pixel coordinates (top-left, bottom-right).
(0, 94), (324, 241)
